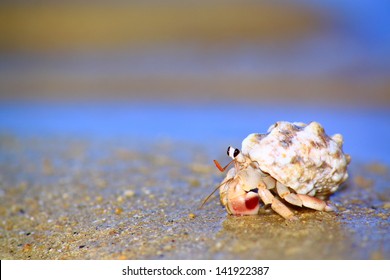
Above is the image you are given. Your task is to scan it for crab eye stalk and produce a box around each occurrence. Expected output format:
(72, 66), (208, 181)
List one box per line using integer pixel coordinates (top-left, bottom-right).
(227, 146), (234, 157)
(227, 146), (241, 159)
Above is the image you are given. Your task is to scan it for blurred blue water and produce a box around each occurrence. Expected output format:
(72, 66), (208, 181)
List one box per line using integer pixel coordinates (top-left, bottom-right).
(0, 2), (390, 165)
(0, 102), (389, 164)
(1, 1), (390, 84)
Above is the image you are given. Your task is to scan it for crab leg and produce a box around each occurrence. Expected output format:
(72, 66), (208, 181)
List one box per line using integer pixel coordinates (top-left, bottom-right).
(258, 184), (296, 220)
(296, 194), (336, 212)
(258, 188), (273, 205)
(275, 181), (335, 212)
(271, 197), (297, 220)
(276, 181), (303, 207)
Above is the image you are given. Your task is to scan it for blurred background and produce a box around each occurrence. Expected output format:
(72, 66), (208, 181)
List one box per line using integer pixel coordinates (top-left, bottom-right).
(0, 0), (389, 104)
(0, 0), (390, 161)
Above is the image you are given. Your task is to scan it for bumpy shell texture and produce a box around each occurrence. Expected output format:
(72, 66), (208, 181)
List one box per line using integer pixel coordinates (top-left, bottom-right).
(242, 121), (350, 196)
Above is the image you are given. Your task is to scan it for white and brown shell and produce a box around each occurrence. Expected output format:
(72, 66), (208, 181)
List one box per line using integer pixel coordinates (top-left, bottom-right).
(241, 121), (350, 197)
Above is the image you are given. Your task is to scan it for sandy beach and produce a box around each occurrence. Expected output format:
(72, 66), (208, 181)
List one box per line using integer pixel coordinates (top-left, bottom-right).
(0, 130), (389, 259)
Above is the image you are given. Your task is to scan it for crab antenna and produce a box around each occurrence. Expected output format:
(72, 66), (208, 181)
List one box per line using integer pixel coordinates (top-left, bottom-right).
(213, 159), (234, 172)
(199, 178), (233, 209)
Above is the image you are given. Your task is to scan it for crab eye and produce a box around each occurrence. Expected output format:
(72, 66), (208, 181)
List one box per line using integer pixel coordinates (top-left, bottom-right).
(227, 146), (240, 159)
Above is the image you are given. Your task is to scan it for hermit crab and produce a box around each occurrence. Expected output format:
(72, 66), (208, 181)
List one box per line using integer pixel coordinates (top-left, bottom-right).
(202, 121), (351, 220)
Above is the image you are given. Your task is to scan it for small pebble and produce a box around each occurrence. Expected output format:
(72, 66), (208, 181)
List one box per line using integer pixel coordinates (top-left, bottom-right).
(188, 213), (196, 219)
(109, 229), (118, 235)
(22, 244), (32, 252)
(214, 242), (222, 249)
(124, 190), (135, 198)
(163, 244), (173, 251)
(376, 213), (388, 219)
(382, 202), (390, 209)
(115, 207), (123, 215)
(371, 250), (384, 260)
(189, 179), (200, 187)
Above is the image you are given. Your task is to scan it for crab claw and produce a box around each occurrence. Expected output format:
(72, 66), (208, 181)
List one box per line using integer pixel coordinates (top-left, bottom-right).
(223, 180), (260, 215)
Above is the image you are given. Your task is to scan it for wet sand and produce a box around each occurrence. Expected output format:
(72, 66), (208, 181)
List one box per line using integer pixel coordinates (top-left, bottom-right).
(0, 135), (389, 259)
